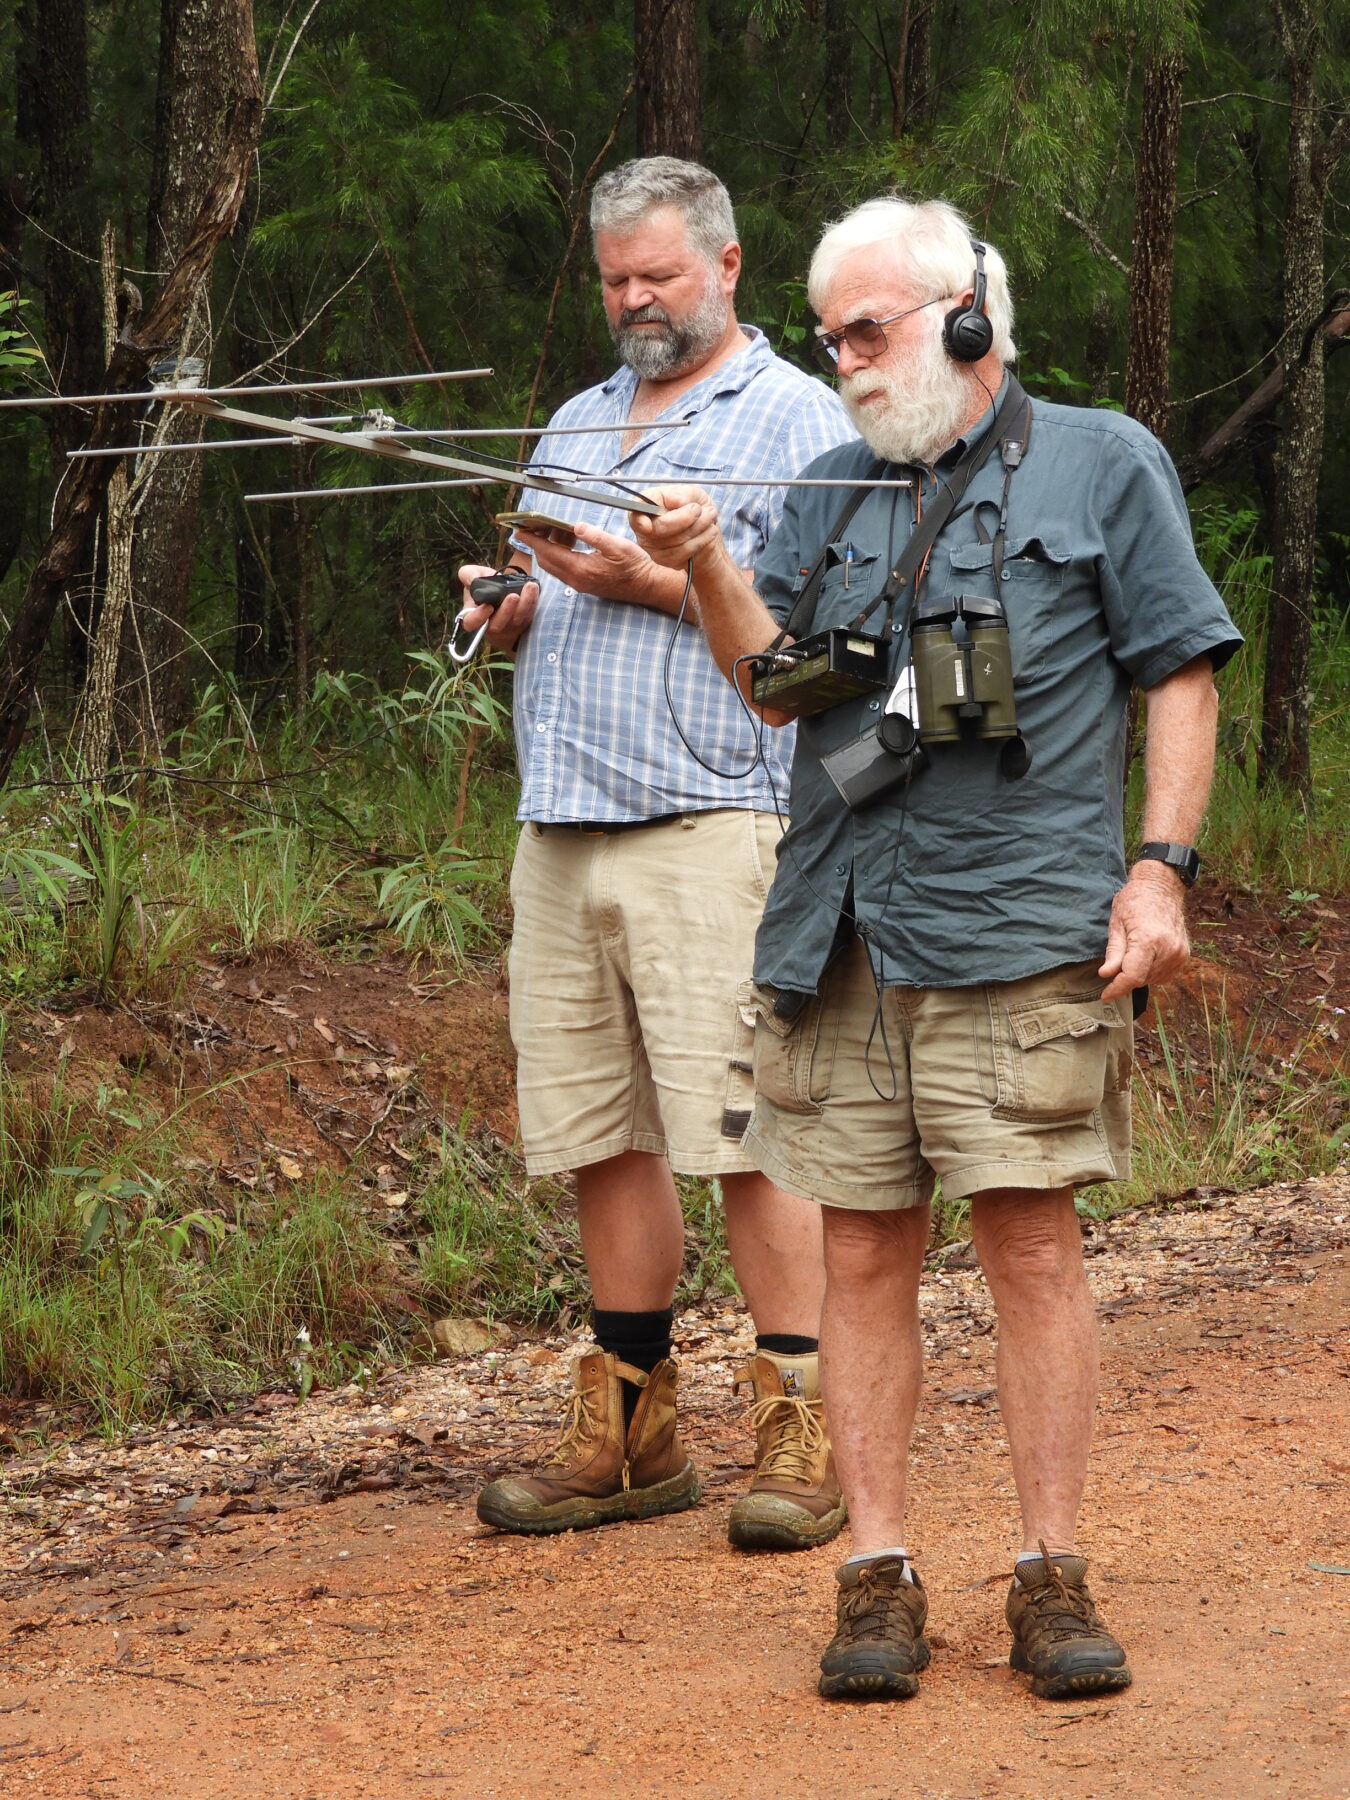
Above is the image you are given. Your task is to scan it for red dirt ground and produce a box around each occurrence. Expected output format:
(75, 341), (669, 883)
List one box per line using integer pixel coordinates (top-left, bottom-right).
(2, 882), (1349, 1797)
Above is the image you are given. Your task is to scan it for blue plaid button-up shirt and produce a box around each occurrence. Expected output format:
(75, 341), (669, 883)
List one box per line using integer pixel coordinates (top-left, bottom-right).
(510, 327), (854, 822)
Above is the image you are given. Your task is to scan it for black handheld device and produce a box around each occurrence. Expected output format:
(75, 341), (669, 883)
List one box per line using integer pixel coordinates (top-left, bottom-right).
(749, 627), (890, 718)
(450, 567), (531, 662)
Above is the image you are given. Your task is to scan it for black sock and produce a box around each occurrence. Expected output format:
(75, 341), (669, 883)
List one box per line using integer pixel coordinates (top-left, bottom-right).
(592, 1307), (674, 1427)
(756, 1333), (819, 1358)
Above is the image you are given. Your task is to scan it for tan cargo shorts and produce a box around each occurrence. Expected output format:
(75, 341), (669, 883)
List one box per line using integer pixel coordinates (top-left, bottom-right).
(508, 809), (786, 1177)
(744, 938), (1132, 1210)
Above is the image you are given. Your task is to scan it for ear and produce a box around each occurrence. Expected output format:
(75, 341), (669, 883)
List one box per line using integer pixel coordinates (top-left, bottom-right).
(719, 240), (742, 294)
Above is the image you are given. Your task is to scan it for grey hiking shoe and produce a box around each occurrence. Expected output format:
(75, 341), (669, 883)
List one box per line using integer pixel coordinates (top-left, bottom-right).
(818, 1555), (930, 1700)
(1006, 1543), (1132, 1698)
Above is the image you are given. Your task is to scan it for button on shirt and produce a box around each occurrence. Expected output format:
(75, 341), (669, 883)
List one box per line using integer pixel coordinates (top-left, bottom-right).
(510, 327), (854, 823)
(751, 391), (1244, 994)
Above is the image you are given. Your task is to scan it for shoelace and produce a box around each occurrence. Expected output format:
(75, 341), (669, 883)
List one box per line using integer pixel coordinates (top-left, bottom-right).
(1019, 1571), (1104, 1643)
(540, 1382), (602, 1470)
(838, 1563), (915, 1639)
(747, 1394), (825, 1482)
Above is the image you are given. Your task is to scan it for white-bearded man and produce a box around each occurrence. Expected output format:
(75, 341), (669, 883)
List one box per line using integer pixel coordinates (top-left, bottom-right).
(633, 196), (1241, 1700)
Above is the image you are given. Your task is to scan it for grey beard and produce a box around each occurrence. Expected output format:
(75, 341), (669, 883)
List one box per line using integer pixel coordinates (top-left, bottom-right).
(612, 281), (730, 380)
(839, 351), (978, 468)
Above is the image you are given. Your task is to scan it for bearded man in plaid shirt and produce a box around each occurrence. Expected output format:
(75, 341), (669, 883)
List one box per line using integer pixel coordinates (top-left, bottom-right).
(459, 158), (854, 1546)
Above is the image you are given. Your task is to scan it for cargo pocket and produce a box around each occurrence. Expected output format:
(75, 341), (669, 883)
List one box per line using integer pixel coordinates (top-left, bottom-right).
(750, 982), (831, 1117)
(989, 987), (1120, 1123)
(721, 981), (760, 1141)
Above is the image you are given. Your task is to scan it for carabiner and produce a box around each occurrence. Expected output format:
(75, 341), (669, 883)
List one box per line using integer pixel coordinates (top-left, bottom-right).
(448, 610), (491, 664)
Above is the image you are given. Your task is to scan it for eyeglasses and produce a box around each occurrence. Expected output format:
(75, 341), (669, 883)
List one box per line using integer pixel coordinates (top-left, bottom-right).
(812, 296), (943, 374)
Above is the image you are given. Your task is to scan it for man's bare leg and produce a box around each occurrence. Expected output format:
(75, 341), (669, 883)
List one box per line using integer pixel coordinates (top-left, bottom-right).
(575, 1149), (685, 1310)
(818, 1203), (931, 1552)
(721, 1169), (825, 1336)
(968, 1186), (1098, 1552)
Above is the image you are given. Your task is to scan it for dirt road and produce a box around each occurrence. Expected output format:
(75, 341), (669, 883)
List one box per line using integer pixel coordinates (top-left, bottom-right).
(2, 1178), (1348, 1800)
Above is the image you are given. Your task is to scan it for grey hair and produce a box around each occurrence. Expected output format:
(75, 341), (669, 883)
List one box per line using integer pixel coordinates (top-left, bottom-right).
(807, 197), (1017, 364)
(590, 157), (738, 265)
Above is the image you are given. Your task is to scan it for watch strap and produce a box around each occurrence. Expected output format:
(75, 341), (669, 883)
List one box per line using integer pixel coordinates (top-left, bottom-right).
(1136, 841), (1200, 887)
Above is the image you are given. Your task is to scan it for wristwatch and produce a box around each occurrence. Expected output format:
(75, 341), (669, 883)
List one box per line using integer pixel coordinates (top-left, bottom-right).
(1135, 841), (1200, 887)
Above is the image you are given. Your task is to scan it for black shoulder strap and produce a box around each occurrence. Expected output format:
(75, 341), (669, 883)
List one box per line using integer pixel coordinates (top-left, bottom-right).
(775, 375), (1030, 647)
(860, 375), (1029, 626)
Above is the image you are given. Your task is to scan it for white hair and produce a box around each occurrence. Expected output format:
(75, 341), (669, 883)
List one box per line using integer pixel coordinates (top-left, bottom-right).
(807, 197), (1016, 364)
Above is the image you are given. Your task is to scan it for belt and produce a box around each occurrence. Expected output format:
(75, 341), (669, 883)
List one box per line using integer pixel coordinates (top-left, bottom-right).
(535, 814), (686, 837)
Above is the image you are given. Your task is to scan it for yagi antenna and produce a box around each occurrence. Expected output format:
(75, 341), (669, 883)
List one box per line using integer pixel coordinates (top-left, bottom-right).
(157, 393), (664, 516)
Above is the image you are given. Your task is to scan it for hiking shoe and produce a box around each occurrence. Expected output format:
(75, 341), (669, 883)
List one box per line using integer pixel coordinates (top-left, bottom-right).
(1006, 1543), (1132, 1698)
(818, 1556), (931, 1700)
(475, 1351), (699, 1535)
(728, 1349), (846, 1550)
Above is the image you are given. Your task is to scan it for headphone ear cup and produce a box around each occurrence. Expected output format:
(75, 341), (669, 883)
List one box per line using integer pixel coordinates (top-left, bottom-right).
(943, 303), (994, 363)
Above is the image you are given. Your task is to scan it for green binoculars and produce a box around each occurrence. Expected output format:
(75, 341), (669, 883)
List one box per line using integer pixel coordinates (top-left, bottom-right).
(910, 592), (1020, 744)
(909, 592), (1030, 779)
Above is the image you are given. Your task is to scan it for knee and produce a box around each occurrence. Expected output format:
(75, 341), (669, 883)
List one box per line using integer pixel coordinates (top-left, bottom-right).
(823, 1206), (927, 1288)
(971, 1191), (1083, 1289)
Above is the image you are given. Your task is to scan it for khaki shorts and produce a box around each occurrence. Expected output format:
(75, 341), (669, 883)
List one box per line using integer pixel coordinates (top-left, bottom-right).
(508, 809), (785, 1177)
(745, 939), (1132, 1210)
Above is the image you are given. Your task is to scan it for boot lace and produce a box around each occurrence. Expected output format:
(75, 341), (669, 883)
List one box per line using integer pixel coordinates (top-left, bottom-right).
(747, 1394), (824, 1483)
(837, 1562), (915, 1643)
(1019, 1567), (1105, 1645)
(540, 1382), (602, 1471)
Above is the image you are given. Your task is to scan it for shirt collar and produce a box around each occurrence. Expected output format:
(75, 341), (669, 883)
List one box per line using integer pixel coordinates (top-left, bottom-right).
(601, 324), (773, 416)
(934, 370), (1012, 470)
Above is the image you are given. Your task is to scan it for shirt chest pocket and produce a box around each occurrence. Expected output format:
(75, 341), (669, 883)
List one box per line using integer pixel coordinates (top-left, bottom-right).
(813, 543), (883, 626)
(946, 535), (1070, 681)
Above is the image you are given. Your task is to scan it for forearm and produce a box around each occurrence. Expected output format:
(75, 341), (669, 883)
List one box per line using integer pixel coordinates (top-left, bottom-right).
(689, 539), (784, 704)
(1138, 656), (1219, 847)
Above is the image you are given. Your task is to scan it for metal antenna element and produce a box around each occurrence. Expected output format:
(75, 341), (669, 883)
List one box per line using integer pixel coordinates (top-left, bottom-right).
(171, 393), (660, 515)
(0, 368), (492, 411)
(65, 419), (694, 462)
(246, 474), (915, 504)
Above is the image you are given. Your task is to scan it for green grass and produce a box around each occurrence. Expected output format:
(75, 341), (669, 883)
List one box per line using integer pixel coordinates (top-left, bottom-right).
(1169, 497), (1350, 895)
(3, 526), (1349, 1425)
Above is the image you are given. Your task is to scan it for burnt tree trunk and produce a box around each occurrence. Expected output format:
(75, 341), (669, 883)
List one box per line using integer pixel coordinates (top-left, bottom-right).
(1124, 48), (1183, 440)
(0, 0), (262, 789)
(1260, 0), (1348, 794)
(635, 0), (702, 160)
(122, 0), (247, 743)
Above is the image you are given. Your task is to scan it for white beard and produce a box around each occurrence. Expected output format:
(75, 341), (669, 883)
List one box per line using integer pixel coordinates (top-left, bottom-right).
(839, 327), (981, 467)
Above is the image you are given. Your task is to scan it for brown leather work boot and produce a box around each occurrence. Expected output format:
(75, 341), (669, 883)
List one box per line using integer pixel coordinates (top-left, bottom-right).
(727, 1349), (846, 1550)
(1006, 1543), (1132, 1698)
(475, 1350), (699, 1535)
(818, 1555), (930, 1700)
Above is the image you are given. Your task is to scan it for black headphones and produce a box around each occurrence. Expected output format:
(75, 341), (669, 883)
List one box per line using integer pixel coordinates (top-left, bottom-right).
(943, 239), (994, 363)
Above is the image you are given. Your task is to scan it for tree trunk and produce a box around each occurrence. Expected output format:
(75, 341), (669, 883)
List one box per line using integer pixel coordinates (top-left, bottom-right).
(1259, 0), (1338, 795)
(1124, 48), (1183, 441)
(635, 0), (702, 160)
(15, 0), (105, 680)
(0, 0), (262, 790)
(123, 0), (247, 743)
(70, 229), (136, 785)
(822, 0), (852, 149)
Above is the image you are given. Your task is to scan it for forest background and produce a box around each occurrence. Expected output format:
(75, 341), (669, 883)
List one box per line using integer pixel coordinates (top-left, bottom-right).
(0, 0), (1347, 1424)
